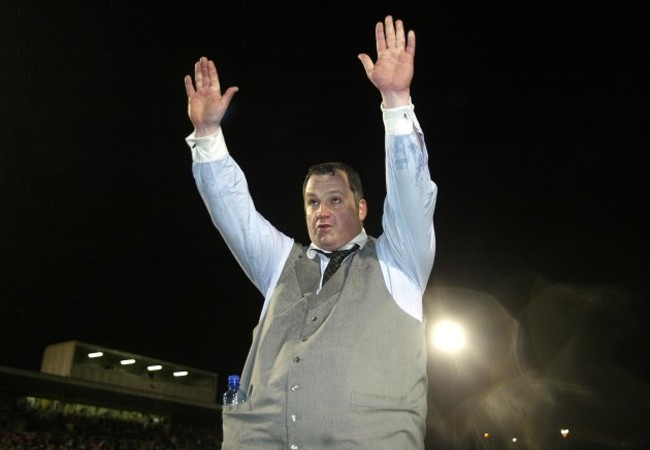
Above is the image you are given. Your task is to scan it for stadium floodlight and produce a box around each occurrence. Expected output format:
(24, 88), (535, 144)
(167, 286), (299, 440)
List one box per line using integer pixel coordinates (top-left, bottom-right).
(432, 319), (466, 353)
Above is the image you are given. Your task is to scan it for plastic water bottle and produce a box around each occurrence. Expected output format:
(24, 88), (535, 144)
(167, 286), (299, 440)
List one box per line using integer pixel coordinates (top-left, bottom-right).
(222, 374), (247, 406)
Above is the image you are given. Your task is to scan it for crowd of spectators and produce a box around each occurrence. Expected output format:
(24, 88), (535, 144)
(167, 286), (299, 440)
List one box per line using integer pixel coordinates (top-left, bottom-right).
(0, 402), (221, 449)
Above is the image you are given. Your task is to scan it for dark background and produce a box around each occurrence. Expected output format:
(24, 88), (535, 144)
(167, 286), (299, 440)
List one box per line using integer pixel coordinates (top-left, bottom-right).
(1, 0), (647, 446)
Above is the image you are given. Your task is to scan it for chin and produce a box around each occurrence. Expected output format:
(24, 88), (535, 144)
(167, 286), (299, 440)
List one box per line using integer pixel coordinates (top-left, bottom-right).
(314, 233), (334, 247)
(316, 240), (336, 251)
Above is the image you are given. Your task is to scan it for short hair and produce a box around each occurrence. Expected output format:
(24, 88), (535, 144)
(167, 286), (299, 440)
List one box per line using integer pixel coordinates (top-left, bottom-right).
(302, 162), (364, 205)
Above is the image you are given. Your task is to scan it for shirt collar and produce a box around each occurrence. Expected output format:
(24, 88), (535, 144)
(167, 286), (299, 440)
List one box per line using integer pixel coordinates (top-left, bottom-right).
(307, 229), (368, 259)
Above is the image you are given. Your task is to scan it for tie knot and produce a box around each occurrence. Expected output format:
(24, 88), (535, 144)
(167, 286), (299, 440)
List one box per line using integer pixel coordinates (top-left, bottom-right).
(316, 244), (360, 285)
(317, 244), (359, 260)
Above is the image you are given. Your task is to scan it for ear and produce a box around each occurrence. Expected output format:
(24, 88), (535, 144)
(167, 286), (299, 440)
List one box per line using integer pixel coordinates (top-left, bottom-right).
(358, 199), (368, 222)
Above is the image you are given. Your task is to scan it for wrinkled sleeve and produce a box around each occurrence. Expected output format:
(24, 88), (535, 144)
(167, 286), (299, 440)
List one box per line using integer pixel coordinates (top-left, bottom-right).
(377, 104), (437, 321)
(187, 129), (293, 302)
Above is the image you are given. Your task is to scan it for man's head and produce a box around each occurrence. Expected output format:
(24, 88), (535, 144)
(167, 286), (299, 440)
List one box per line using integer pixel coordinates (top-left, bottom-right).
(303, 162), (367, 252)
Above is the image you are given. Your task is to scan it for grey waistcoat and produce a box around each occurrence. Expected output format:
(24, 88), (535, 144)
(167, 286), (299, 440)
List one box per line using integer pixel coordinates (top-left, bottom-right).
(222, 238), (427, 449)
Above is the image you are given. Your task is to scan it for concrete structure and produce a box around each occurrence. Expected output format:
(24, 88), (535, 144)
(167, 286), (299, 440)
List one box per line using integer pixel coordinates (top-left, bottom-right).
(1, 341), (221, 429)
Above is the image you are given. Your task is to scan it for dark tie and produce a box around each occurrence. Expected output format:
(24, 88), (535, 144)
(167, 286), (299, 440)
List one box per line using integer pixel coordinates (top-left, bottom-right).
(317, 244), (360, 285)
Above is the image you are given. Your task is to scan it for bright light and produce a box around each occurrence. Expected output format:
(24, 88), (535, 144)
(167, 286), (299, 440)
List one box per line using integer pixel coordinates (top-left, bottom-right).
(173, 371), (189, 377)
(147, 365), (163, 371)
(120, 359), (136, 365)
(88, 352), (103, 358)
(512, 437), (518, 443)
(561, 429), (570, 438)
(432, 320), (466, 353)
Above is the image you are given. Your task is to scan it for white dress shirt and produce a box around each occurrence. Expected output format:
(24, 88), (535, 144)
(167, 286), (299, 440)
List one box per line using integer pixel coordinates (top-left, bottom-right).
(186, 103), (436, 321)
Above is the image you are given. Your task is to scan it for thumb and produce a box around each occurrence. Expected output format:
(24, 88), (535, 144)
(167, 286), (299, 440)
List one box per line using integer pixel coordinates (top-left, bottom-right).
(357, 54), (374, 75)
(221, 86), (240, 106)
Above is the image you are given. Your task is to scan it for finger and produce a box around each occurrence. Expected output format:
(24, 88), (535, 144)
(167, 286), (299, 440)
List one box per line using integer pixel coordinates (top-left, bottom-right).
(194, 59), (204, 90)
(384, 15), (395, 49)
(357, 53), (374, 75)
(200, 57), (211, 89)
(406, 29), (416, 56)
(221, 86), (239, 105)
(395, 19), (405, 50)
(208, 59), (221, 92)
(375, 21), (386, 53)
(184, 74), (196, 98)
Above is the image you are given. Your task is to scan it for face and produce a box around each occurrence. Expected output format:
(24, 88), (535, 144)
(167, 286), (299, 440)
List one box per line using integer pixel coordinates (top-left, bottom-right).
(304, 170), (367, 251)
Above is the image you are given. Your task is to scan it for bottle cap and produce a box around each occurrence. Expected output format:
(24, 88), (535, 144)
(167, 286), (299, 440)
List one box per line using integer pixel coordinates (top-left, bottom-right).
(228, 374), (240, 384)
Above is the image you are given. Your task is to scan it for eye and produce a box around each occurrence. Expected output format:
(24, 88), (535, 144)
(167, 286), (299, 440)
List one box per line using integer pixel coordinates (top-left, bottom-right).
(331, 197), (341, 204)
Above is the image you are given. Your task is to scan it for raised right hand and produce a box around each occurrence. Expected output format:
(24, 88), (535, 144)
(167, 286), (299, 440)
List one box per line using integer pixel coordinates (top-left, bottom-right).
(184, 57), (239, 137)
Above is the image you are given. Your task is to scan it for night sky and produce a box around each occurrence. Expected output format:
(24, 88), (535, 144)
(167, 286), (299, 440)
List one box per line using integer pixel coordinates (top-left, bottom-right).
(1, 0), (648, 446)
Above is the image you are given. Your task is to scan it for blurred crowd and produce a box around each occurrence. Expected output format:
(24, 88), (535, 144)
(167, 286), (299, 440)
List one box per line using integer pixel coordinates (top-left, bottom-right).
(0, 403), (220, 449)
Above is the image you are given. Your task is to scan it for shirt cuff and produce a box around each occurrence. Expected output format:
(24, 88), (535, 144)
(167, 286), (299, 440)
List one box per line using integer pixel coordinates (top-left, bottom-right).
(185, 128), (229, 163)
(382, 102), (421, 136)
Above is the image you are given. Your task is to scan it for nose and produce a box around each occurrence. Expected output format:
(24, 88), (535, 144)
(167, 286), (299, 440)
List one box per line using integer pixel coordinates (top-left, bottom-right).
(316, 203), (331, 218)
